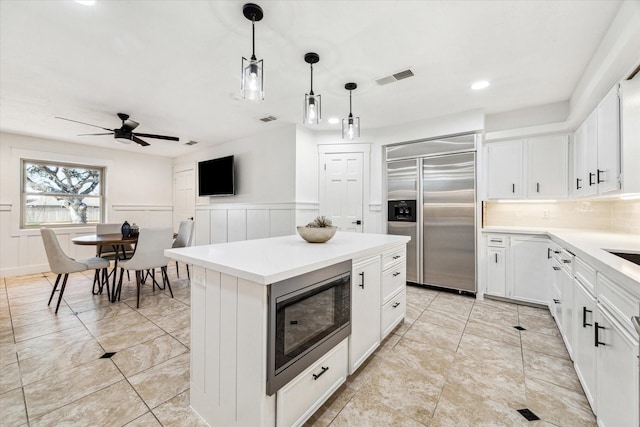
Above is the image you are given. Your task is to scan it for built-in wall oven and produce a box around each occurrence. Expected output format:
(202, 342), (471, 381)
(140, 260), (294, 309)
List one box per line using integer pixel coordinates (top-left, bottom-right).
(267, 260), (351, 395)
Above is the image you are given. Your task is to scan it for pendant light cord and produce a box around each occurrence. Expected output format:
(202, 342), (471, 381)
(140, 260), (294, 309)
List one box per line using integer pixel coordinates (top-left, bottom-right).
(349, 90), (353, 117)
(310, 63), (314, 95)
(251, 18), (256, 60)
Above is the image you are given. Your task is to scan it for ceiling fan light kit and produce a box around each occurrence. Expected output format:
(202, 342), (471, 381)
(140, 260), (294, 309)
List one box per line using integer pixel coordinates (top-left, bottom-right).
(303, 52), (321, 124)
(342, 82), (360, 140)
(241, 3), (264, 101)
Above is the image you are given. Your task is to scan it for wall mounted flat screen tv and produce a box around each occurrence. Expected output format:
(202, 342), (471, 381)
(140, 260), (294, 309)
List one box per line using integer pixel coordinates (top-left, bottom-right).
(198, 155), (235, 196)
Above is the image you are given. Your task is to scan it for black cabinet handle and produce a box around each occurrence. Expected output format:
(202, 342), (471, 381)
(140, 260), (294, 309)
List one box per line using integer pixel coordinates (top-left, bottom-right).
(312, 366), (329, 380)
(597, 169), (604, 184)
(562, 259), (571, 264)
(392, 302), (401, 308)
(392, 272), (401, 277)
(547, 248), (552, 259)
(553, 250), (560, 254)
(351, 220), (362, 225)
(495, 253), (498, 263)
(512, 183), (515, 193)
(589, 172), (595, 186)
(576, 178), (582, 190)
(582, 307), (592, 328)
(359, 272), (364, 289)
(553, 299), (560, 304)
(595, 322), (606, 347)
(392, 255), (401, 260)
(552, 266), (561, 271)
(536, 182), (540, 193)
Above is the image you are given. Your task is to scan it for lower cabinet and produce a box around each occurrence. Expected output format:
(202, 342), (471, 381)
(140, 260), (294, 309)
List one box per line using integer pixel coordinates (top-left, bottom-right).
(349, 255), (381, 374)
(572, 278), (597, 409)
(381, 290), (406, 338)
(277, 339), (349, 427)
(484, 234), (550, 304)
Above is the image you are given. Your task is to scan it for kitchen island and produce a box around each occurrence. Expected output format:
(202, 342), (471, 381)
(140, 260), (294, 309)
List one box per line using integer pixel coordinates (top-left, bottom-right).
(166, 232), (410, 427)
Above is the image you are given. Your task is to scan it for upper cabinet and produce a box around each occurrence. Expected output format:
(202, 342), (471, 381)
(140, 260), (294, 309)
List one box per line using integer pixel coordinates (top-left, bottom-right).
(487, 136), (568, 200)
(572, 84), (623, 197)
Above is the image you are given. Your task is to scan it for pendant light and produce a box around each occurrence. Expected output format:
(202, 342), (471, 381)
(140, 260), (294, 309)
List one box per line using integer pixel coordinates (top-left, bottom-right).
(241, 3), (264, 101)
(342, 83), (359, 139)
(303, 52), (321, 124)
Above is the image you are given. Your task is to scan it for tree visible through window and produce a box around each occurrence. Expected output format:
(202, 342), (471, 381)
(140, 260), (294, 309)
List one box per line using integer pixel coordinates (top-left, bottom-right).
(22, 160), (103, 227)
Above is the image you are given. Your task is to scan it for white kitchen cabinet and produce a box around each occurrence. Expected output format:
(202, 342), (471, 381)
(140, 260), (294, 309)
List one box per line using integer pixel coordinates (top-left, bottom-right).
(558, 258), (574, 358)
(573, 275), (597, 409)
(572, 122), (586, 197)
(486, 247), (506, 297)
(487, 137), (568, 200)
(595, 85), (621, 194)
(582, 110), (599, 197)
(349, 255), (381, 373)
(509, 235), (551, 304)
(595, 305), (639, 427)
(527, 135), (569, 199)
(276, 339), (348, 427)
(380, 246), (406, 340)
(381, 290), (406, 339)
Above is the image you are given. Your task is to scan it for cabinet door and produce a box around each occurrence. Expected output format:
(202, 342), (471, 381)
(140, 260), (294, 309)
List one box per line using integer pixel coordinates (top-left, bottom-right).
(486, 247), (506, 297)
(349, 256), (381, 373)
(573, 279), (596, 410)
(572, 124), (586, 197)
(527, 135), (569, 199)
(596, 84), (621, 194)
(509, 236), (550, 304)
(487, 141), (523, 199)
(559, 268), (574, 358)
(583, 110), (598, 197)
(595, 306), (639, 427)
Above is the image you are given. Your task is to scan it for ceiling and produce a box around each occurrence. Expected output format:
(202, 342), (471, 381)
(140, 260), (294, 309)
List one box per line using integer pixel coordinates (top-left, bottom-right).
(0, 0), (623, 157)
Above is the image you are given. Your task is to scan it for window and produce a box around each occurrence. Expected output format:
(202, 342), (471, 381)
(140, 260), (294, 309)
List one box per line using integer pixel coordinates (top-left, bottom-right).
(22, 160), (104, 228)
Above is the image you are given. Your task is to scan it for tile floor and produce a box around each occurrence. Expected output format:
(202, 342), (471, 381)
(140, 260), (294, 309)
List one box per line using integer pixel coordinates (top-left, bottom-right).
(0, 267), (596, 426)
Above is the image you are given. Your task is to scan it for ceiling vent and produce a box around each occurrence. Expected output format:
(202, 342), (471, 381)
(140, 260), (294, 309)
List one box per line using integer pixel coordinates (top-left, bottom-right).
(375, 68), (414, 86)
(259, 115), (278, 123)
(184, 140), (198, 146)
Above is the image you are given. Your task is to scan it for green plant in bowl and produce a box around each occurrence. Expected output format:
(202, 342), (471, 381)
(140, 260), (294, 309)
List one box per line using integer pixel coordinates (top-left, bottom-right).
(297, 216), (337, 243)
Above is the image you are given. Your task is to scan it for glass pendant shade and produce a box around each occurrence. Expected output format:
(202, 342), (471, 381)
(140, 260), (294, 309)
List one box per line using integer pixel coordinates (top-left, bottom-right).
(342, 115), (360, 140)
(304, 93), (321, 124)
(242, 56), (264, 101)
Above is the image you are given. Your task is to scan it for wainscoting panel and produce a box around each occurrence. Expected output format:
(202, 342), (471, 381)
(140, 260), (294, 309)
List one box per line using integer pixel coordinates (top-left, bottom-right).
(246, 210), (270, 240)
(195, 209), (211, 246)
(270, 210), (295, 237)
(211, 210), (228, 244)
(227, 210), (247, 242)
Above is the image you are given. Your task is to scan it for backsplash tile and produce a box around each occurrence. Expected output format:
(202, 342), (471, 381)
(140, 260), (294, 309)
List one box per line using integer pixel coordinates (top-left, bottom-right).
(485, 200), (640, 235)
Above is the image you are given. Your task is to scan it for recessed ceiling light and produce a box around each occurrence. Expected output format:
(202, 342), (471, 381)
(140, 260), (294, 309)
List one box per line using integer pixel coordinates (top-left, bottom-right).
(471, 80), (490, 90)
(75, 0), (96, 5)
(328, 117), (340, 124)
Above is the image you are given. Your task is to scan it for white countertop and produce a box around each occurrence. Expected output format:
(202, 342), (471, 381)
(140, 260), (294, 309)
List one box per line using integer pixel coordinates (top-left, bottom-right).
(483, 226), (640, 294)
(165, 232), (410, 285)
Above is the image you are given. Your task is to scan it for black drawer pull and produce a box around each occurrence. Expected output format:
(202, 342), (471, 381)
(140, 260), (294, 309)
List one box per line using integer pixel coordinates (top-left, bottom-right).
(582, 307), (592, 328)
(392, 255), (401, 260)
(495, 253), (498, 263)
(595, 322), (606, 347)
(536, 182), (540, 193)
(552, 266), (561, 271)
(392, 272), (401, 277)
(312, 366), (329, 380)
(392, 302), (401, 308)
(576, 178), (582, 190)
(589, 172), (595, 186)
(359, 272), (364, 289)
(597, 169), (604, 183)
(553, 299), (560, 304)
(562, 259), (571, 264)
(512, 183), (515, 193)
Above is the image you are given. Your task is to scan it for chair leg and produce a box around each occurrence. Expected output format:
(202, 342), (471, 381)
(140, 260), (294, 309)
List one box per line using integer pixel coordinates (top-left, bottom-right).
(55, 273), (69, 314)
(116, 268), (124, 303)
(92, 269), (101, 295)
(135, 270), (142, 309)
(48, 274), (62, 306)
(162, 266), (174, 299)
(102, 267), (111, 301)
(186, 264), (190, 280)
(176, 261), (180, 278)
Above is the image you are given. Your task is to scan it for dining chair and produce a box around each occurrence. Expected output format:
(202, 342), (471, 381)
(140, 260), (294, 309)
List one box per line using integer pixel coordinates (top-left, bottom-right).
(172, 219), (194, 280)
(115, 227), (174, 308)
(40, 228), (111, 314)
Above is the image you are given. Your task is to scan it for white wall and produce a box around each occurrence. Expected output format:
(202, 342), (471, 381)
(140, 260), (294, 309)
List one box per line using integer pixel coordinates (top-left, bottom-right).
(0, 132), (174, 277)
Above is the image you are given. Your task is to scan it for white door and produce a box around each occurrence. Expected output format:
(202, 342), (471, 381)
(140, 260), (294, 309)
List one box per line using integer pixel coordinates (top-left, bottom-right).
(349, 256), (381, 373)
(527, 135), (569, 199)
(486, 141), (523, 199)
(321, 152), (363, 232)
(173, 166), (196, 231)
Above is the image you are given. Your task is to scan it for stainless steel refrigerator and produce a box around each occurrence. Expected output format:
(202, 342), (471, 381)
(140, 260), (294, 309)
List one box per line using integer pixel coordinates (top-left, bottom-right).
(386, 135), (476, 293)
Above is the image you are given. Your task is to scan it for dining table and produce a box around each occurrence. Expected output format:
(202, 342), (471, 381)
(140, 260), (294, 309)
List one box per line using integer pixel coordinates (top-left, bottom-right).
(72, 233), (138, 301)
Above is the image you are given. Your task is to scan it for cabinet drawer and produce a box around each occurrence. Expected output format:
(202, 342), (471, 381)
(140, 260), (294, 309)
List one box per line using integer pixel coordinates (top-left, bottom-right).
(277, 338), (348, 427)
(598, 273), (637, 335)
(486, 235), (506, 248)
(382, 262), (406, 304)
(574, 257), (596, 296)
(381, 290), (406, 339)
(382, 246), (406, 271)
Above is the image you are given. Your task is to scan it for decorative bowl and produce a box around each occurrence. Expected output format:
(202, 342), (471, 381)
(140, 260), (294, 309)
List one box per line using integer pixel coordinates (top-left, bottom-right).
(296, 226), (337, 243)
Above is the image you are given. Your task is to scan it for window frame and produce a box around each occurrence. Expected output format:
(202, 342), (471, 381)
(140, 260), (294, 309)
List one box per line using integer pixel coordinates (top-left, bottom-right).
(21, 158), (105, 229)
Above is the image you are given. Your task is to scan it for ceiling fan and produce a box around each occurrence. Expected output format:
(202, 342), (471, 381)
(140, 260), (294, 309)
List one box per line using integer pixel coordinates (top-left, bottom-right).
(55, 113), (179, 147)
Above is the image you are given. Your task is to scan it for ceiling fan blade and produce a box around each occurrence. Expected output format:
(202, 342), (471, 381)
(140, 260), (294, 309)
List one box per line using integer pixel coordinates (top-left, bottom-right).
(55, 117), (113, 131)
(122, 120), (139, 132)
(131, 135), (150, 147)
(78, 132), (114, 136)
(133, 133), (179, 141)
